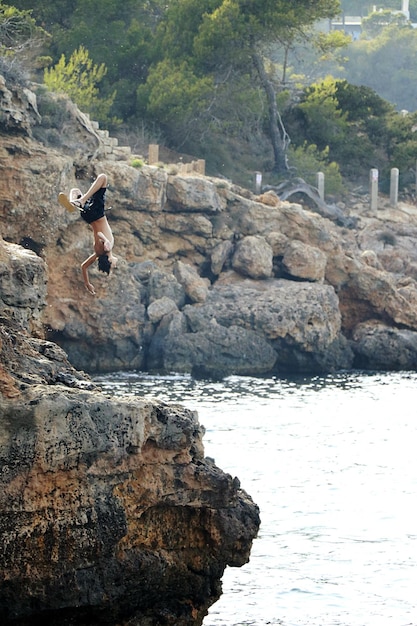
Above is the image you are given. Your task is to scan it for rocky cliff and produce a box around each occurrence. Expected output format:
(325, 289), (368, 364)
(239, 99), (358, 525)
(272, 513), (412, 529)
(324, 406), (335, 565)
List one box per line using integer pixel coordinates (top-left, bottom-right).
(3, 77), (417, 376)
(0, 245), (260, 625)
(0, 78), (260, 625)
(2, 70), (417, 625)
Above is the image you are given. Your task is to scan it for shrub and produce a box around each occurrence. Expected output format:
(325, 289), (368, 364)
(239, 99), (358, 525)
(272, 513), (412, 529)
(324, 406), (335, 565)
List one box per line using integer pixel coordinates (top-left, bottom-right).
(289, 143), (345, 196)
(130, 158), (145, 168)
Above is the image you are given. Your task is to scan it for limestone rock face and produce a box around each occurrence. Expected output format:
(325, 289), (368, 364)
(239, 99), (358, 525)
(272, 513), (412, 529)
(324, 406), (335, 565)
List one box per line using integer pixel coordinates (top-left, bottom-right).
(3, 76), (417, 374)
(0, 316), (259, 626)
(0, 240), (47, 336)
(352, 320), (417, 370)
(149, 279), (353, 377)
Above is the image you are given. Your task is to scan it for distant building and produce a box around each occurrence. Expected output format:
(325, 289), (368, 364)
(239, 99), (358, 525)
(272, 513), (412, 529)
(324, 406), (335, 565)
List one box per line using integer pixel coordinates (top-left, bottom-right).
(327, 1), (413, 39)
(330, 15), (362, 40)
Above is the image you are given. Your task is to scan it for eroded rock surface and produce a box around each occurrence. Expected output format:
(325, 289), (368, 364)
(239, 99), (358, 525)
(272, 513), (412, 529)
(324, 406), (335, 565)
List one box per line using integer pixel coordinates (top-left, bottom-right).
(0, 154), (260, 626)
(3, 76), (417, 377)
(0, 242), (259, 626)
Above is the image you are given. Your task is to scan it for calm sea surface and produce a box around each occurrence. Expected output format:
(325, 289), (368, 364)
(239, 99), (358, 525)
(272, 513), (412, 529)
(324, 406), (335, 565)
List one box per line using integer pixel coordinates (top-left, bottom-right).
(94, 370), (417, 626)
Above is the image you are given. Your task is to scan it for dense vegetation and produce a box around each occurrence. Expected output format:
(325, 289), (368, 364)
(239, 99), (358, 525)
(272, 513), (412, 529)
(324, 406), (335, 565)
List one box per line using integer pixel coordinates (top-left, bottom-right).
(2, 0), (417, 193)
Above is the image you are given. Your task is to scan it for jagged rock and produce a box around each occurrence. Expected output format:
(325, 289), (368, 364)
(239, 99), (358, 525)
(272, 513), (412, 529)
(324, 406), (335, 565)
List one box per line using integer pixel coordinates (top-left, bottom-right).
(147, 296), (178, 323)
(0, 75), (39, 135)
(231, 235), (273, 279)
(173, 260), (209, 303)
(0, 312), (95, 397)
(0, 386), (259, 626)
(352, 320), (417, 370)
(282, 240), (327, 282)
(329, 254), (417, 331)
(149, 279), (353, 376)
(0, 304), (260, 626)
(210, 240), (234, 275)
(0, 240), (47, 336)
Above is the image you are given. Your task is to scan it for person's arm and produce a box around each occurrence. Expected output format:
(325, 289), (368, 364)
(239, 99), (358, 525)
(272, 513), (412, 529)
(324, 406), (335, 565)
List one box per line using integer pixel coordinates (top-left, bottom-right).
(97, 231), (113, 252)
(81, 254), (98, 295)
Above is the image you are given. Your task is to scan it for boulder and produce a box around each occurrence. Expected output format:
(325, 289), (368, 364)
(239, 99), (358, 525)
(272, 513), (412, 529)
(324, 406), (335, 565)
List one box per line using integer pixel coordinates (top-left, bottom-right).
(166, 175), (227, 213)
(147, 295), (178, 323)
(148, 268), (186, 307)
(148, 280), (353, 376)
(231, 235), (273, 279)
(352, 320), (417, 370)
(173, 260), (209, 303)
(282, 240), (327, 282)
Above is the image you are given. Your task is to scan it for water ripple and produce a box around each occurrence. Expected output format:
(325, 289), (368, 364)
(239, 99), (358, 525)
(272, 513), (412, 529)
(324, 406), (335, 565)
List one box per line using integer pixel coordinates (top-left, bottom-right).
(94, 370), (417, 626)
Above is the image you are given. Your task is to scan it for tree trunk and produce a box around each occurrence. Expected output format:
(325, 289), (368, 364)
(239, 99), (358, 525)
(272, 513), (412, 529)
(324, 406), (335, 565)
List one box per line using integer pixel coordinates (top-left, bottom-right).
(252, 50), (289, 173)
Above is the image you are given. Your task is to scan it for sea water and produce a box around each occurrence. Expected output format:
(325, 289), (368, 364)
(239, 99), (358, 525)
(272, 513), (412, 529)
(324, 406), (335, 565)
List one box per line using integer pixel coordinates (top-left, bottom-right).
(94, 370), (417, 626)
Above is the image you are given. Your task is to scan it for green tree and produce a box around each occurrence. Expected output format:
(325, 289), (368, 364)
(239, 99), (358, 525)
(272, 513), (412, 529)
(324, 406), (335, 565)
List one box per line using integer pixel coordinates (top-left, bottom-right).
(147, 0), (341, 173)
(196, 0), (342, 172)
(0, 1), (48, 83)
(44, 45), (116, 124)
(286, 77), (417, 187)
(344, 23), (417, 111)
(12, 0), (164, 122)
(137, 58), (215, 146)
(361, 8), (410, 38)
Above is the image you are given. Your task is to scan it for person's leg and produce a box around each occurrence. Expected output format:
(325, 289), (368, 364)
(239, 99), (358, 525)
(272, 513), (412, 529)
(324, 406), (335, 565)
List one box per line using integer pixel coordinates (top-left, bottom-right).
(78, 173), (107, 206)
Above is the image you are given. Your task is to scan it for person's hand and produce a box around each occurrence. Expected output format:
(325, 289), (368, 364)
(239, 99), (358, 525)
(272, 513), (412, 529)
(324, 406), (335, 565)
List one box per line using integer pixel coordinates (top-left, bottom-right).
(85, 282), (96, 295)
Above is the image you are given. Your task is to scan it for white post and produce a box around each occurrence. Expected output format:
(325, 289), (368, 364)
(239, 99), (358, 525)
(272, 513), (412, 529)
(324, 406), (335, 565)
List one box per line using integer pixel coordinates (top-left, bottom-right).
(370, 168), (379, 211)
(390, 168), (399, 207)
(415, 159), (417, 196)
(255, 171), (262, 194)
(316, 172), (325, 200)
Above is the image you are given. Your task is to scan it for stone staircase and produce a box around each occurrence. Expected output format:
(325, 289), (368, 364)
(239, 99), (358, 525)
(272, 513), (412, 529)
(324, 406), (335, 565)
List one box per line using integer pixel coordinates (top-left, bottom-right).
(90, 120), (135, 162)
(90, 118), (206, 174)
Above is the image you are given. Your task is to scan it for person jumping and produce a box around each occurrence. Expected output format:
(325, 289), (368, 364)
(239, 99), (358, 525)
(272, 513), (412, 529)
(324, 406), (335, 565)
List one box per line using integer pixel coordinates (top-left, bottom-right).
(68, 173), (117, 295)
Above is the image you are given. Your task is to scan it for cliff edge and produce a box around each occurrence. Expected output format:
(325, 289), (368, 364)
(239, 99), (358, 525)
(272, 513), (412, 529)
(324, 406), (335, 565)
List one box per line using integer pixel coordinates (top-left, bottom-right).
(0, 238), (260, 625)
(0, 76), (260, 625)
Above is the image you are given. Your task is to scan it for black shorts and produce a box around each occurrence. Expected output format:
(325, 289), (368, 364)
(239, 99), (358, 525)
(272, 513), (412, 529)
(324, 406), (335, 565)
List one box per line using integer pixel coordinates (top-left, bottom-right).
(81, 188), (106, 224)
